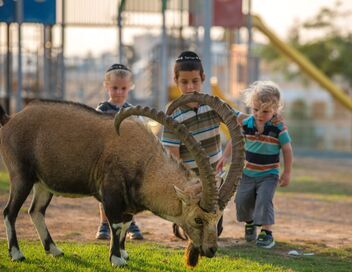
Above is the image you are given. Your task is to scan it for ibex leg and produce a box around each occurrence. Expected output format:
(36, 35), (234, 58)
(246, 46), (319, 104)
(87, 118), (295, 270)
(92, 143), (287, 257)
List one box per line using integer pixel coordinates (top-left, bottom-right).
(29, 183), (63, 257)
(3, 174), (33, 261)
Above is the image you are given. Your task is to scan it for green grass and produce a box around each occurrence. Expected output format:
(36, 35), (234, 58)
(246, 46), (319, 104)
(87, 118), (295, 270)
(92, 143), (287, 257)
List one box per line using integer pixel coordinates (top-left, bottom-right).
(0, 240), (351, 272)
(1, 159), (352, 271)
(278, 174), (352, 198)
(275, 160), (352, 198)
(0, 171), (9, 193)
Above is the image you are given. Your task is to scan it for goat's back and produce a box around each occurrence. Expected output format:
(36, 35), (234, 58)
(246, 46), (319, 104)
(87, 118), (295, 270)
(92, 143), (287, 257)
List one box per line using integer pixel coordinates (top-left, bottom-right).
(0, 100), (154, 195)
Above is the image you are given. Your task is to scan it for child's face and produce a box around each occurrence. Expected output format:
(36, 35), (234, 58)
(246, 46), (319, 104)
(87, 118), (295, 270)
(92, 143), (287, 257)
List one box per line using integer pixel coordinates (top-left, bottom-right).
(106, 75), (132, 105)
(175, 70), (204, 94)
(252, 101), (277, 125)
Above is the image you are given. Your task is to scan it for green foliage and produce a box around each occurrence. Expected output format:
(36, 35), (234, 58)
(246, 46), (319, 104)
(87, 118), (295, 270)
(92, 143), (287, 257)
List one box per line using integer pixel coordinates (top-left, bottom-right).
(259, 1), (352, 87)
(0, 241), (351, 272)
(287, 99), (317, 148)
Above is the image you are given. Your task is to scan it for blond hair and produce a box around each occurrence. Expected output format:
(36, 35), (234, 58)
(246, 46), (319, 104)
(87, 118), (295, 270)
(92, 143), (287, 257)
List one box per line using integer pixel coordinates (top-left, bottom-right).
(103, 69), (134, 89)
(243, 81), (283, 112)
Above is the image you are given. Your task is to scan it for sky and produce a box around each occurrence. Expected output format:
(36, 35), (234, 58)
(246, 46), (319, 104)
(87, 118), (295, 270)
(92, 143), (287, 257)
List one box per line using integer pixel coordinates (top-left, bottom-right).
(63, 0), (351, 57)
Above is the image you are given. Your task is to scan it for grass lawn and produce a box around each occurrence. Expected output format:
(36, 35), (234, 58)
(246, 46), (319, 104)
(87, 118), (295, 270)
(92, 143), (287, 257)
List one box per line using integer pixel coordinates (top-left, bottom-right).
(0, 240), (351, 272)
(0, 157), (352, 271)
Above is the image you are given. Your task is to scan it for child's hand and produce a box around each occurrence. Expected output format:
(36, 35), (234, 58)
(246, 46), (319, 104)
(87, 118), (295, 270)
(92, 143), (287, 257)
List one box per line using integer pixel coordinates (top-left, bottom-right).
(279, 171), (290, 187)
(216, 157), (225, 173)
(272, 113), (285, 125)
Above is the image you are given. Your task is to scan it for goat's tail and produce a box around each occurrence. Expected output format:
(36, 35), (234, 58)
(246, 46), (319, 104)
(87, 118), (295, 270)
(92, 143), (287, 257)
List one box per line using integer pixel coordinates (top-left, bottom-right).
(0, 105), (10, 126)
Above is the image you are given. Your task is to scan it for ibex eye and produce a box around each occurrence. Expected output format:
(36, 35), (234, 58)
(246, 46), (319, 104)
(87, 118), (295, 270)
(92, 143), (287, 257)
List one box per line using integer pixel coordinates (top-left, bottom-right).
(194, 218), (203, 225)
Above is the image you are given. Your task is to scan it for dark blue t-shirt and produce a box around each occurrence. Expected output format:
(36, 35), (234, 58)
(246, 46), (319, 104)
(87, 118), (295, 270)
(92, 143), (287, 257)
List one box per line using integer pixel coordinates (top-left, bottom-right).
(96, 101), (132, 114)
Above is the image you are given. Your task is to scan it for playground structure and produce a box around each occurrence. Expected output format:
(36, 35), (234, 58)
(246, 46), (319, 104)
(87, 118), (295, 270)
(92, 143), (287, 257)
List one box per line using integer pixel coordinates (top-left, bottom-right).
(0, 0), (351, 150)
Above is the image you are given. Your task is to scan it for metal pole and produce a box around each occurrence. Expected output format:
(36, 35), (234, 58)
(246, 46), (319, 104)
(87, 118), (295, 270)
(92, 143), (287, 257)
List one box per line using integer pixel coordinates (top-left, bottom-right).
(247, 0), (253, 85)
(202, 0), (212, 95)
(60, 0), (66, 100)
(179, 0), (184, 50)
(226, 29), (234, 96)
(117, 0), (126, 63)
(16, 0), (23, 111)
(5, 23), (12, 113)
(160, 0), (168, 109)
(43, 25), (50, 98)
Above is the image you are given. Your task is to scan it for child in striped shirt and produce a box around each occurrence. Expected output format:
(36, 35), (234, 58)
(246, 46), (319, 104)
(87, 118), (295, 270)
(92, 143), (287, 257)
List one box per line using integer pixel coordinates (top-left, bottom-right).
(161, 51), (224, 239)
(218, 80), (293, 248)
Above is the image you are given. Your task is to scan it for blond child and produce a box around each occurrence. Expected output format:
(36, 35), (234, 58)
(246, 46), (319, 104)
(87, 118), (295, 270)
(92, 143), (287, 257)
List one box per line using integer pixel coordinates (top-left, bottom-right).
(95, 63), (143, 240)
(219, 80), (293, 248)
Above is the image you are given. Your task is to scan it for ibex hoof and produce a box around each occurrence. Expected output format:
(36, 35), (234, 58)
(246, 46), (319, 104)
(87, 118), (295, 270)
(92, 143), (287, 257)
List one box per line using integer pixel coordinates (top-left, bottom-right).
(46, 244), (64, 257)
(10, 247), (25, 261)
(120, 249), (129, 260)
(111, 255), (127, 267)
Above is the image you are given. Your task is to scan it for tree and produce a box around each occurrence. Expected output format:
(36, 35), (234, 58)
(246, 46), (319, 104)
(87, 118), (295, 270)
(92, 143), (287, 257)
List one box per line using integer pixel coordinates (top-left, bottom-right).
(259, 1), (352, 88)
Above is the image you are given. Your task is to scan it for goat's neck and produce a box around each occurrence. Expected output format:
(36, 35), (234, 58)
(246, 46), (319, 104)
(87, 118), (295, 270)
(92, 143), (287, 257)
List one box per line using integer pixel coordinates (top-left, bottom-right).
(140, 155), (197, 221)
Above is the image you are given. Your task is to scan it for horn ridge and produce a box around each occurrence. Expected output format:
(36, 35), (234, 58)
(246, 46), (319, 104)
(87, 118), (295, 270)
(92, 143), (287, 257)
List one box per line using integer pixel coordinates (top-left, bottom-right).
(114, 105), (219, 212)
(166, 93), (245, 210)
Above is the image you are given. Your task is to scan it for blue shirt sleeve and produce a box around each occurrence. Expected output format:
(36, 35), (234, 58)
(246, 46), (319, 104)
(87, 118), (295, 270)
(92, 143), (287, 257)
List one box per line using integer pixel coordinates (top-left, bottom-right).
(277, 123), (291, 145)
(232, 109), (241, 117)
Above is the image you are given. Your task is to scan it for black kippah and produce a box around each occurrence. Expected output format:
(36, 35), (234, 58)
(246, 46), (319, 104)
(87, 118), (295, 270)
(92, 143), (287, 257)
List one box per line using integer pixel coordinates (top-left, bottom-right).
(106, 63), (131, 73)
(176, 51), (201, 63)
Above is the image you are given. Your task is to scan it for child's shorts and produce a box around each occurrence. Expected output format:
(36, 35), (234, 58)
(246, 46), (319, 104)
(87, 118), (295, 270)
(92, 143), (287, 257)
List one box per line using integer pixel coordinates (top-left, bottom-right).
(235, 173), (279, 226)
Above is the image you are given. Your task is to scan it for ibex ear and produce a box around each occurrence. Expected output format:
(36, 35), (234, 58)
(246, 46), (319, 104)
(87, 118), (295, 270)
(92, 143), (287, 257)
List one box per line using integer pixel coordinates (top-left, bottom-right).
(174, 185), (191, 205)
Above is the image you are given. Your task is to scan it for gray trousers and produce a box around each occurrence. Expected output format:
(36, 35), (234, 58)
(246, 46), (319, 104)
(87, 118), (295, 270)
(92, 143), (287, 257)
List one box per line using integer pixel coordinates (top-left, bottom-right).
(235, 174), (279, 226)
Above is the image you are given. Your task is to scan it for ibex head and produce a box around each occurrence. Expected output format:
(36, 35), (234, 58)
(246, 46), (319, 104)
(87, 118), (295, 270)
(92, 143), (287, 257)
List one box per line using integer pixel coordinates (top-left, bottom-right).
(174, 184), (221, 258)
(166, 92), (245, 266)
(114, 94), (244, 266)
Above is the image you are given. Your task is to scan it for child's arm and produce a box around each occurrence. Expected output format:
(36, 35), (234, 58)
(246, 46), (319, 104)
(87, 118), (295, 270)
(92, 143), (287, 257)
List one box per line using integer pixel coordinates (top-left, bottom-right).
(216, 112), (243, 172)
(279, 142), (293, 187)
(166, 146), (180, 159)
(216, 141), (232, 172)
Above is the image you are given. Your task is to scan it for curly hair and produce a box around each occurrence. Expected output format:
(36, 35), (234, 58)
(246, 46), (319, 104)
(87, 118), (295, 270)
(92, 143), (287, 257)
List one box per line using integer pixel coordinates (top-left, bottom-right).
(243, 80), (283, 112)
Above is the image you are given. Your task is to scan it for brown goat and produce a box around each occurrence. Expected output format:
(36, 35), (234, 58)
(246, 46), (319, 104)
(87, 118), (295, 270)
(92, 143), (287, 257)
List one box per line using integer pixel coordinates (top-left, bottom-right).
(0, 94), (244, 267)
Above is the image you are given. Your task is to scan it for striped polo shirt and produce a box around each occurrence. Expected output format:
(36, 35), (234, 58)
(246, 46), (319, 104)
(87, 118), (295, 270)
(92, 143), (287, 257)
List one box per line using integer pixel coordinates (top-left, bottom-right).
(238, 114), (291, 177)
(162, 104), (222, 171)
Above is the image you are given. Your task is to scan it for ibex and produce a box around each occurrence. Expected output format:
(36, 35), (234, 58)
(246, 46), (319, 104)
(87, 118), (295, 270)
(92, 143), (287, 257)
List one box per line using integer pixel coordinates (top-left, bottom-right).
(0, 93), (244, 267)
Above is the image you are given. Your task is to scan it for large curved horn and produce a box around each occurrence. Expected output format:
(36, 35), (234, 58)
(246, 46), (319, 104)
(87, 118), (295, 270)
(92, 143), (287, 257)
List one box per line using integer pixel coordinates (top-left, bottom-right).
(166, 92), (245, 210)
(114, 105), (218, 212)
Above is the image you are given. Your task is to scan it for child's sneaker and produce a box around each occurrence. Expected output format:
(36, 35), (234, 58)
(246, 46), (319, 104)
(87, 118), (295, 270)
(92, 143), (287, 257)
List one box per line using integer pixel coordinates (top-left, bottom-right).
(256, 231), (275, 248)
(127, 222), (144, 240)
(96, 223), (110, 240)
(244, 223), (257, 242)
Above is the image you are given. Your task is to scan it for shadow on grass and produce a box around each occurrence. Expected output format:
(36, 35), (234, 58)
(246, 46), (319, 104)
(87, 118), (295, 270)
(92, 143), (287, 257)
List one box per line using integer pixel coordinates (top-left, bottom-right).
(1, 240), (351, 272)
(218, 240), (352, 272)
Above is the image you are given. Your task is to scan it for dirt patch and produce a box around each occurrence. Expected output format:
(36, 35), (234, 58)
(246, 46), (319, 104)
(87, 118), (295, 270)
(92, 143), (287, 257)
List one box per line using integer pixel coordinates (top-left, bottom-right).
(1, 157), (351, 249)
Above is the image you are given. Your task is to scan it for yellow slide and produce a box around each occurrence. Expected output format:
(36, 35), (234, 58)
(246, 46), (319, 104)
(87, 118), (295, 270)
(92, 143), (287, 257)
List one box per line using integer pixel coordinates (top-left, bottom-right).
(252, 15), (352, 111)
